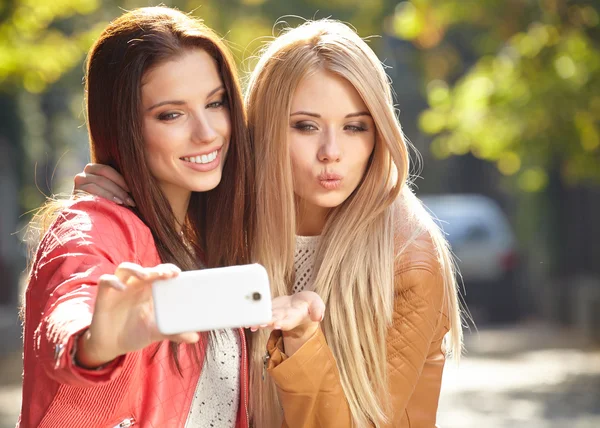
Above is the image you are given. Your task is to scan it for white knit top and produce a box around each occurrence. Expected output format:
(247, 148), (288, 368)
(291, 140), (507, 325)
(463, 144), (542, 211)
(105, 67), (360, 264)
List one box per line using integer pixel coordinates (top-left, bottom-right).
(293, 235), (321, 293)
(186, 235), (321, 426)
(186, 329), (241, 428)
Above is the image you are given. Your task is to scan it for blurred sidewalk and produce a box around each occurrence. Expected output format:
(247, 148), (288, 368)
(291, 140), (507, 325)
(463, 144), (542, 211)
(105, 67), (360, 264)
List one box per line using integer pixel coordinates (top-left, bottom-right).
(0, 350), (20, 428)
(438, 321), (600, 427)
(1, 320), (599, 427)
(0, 305), (21, 428)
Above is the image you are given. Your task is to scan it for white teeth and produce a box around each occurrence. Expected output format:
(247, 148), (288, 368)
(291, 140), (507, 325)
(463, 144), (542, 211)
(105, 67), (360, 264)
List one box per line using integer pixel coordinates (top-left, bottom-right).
(182, 150), (218, 164)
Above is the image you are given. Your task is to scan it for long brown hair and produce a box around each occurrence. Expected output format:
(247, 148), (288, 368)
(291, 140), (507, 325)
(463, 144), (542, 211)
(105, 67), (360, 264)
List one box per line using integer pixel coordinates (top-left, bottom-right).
(31, 7), (255, 370)
(86, 7), (254, 271)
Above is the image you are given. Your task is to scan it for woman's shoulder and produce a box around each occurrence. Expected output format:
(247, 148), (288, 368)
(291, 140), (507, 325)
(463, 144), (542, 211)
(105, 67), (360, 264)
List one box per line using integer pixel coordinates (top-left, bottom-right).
(39, 195), (154, 259)
(63, 195), (148, 232)
(392, 188), (444, 276)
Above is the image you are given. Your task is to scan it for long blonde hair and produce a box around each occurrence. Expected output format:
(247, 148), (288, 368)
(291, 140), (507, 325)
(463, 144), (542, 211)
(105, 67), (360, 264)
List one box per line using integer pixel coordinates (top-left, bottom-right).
(246, 20), (462, 427)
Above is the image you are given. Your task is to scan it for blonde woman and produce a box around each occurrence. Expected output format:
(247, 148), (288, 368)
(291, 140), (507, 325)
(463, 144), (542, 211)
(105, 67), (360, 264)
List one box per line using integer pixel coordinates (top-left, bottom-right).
(75, 19), (462, 427)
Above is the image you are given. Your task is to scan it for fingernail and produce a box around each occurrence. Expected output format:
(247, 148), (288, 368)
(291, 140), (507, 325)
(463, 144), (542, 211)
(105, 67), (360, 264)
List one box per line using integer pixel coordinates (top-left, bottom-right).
(112, 281), (126, 291)
(320, 314), (324, 322)
(113, 196), (124, 205)
(274, 325), (281, 330)
(126, 197), (136, 207)
(259, 324), (268, 328)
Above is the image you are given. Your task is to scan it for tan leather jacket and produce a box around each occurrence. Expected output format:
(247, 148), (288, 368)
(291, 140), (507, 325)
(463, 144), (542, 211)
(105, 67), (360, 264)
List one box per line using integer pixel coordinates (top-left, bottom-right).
(267, 231), (450, 427)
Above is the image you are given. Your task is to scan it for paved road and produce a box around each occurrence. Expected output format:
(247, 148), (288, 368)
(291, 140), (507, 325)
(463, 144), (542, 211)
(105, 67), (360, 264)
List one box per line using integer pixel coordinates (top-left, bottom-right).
(1, 322), (599, 427)
(437, 322), (600, 427)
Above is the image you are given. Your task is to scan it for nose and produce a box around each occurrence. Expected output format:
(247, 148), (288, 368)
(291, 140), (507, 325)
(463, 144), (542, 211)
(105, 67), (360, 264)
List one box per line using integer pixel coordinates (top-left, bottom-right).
(317, 129), (341, 163)
(191, 112), (218, 145)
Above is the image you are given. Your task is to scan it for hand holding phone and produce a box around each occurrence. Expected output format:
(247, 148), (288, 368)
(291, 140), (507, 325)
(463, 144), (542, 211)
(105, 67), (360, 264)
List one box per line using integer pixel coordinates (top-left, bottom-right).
(77, 262), (197, 369)
(152, 263), (272, 334)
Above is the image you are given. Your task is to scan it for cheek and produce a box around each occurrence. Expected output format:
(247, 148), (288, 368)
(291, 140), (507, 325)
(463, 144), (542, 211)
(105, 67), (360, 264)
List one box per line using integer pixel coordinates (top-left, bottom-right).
(289, 138), (313, 175)
(289, 140), (318, 195)
(142, 121), (176, 175)
(143, 119), (171, 152)
(142, 124), (160, 159)
(143, 141), (163, 177)
(215, 110), (232, 142)
(350, 136), (375, 172)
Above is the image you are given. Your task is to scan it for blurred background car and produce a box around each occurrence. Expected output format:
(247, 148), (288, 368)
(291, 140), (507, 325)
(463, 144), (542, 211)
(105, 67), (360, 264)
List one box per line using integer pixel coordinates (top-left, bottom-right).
(421, 194), (523, 324)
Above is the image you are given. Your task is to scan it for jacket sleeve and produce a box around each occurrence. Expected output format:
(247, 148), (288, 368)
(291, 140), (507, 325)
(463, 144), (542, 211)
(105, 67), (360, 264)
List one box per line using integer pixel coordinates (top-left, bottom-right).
(266, 327), (352, 428)
(28, 199), (151, 387)
(266, 237), (448, 427)
(386, 260), (447, 424)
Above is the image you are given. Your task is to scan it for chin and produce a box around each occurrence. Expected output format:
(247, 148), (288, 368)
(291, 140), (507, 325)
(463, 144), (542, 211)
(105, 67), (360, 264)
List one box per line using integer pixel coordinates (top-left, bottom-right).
(191, 171), (223, 192)
(310, 194), (350, 209)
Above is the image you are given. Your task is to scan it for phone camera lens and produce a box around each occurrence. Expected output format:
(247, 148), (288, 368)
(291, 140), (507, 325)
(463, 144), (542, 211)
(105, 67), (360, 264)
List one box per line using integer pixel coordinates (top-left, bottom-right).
(252, 292), (261, 301)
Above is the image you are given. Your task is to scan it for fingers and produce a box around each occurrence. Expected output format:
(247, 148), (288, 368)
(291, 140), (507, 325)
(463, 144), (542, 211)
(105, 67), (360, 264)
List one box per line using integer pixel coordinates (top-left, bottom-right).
(98, 263), (180, 293)
(74, 177), (134, 207)
(145, 263), (181, 279)
(248, 323), (271, 333)
(114, 262), (181, 284)
(267, 291), (326, 331)
(167, 332), (200, 344)
(269, 306), (306, 330)
(98, 274), (127, 291)
(74, 163), (135, 206)
(297, 291), (326, 322)
(84, 163), (131, 193)
(308, 297), (326, 323)
(113, 262), (151, 283)
(269, 313), (295, 331)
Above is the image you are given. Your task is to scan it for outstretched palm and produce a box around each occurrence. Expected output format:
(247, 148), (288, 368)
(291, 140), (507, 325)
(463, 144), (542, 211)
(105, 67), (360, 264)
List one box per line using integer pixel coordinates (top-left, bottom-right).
(270, 290), (325, 333)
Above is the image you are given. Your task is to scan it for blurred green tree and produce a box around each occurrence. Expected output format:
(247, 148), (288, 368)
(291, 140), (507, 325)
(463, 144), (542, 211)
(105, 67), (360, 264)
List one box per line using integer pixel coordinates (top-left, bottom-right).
(390, 0), (600, 192)
(0, 0), (105, 92)
(0, 0), (111, 215)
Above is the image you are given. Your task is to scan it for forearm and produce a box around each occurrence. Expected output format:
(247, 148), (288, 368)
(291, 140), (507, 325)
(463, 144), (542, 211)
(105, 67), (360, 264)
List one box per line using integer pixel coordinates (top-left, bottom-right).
(74, 328), (121, 369)
(35, 311), (127, 387)
(281, 322), (320, 356)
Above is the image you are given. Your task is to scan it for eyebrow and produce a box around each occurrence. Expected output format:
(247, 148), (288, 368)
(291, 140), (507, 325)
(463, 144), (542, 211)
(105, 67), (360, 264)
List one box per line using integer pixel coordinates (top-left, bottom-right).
(290, 110), (372, 119)
(146, 85), (225, 111)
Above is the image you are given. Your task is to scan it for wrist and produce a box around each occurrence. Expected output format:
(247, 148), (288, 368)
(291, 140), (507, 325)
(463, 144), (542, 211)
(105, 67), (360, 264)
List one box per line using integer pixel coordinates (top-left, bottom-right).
(282, 322), (320, 356)
(74, 329), (119, 369)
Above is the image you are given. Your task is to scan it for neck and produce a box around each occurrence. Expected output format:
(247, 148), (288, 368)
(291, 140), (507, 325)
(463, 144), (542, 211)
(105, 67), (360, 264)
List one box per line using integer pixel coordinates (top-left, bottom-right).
(295, 196), (330, 236)
(162, 185), (192, 232)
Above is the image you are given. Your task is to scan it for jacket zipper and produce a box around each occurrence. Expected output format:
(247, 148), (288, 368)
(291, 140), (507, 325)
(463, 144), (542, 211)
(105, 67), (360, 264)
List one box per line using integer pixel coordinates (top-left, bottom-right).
(112, 417), (135, 428)
(239, 328), (250, 428)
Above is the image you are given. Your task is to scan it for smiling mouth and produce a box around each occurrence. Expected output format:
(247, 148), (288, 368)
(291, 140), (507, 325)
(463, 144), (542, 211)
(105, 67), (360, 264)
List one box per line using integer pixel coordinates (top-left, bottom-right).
(180, 149), (218, 165)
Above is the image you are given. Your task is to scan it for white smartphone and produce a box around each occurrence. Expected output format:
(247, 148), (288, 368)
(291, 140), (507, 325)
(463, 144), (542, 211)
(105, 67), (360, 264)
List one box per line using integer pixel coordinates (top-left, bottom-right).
(152, 263), (272, 335)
